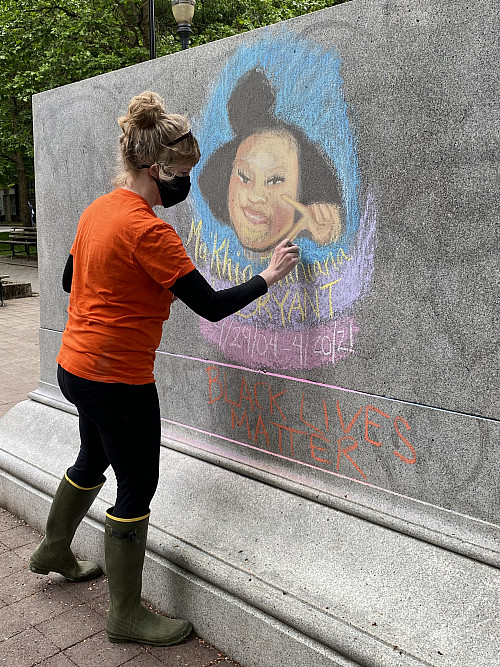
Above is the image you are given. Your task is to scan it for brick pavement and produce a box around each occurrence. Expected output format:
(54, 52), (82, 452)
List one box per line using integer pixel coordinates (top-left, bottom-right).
(0, 294), (40, 419)
(0, 509), (241, 667)
(0, 272), (242, 667)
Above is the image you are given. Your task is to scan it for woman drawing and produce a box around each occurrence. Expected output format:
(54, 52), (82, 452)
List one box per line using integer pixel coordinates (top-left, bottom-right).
(29, 91), (300, 647)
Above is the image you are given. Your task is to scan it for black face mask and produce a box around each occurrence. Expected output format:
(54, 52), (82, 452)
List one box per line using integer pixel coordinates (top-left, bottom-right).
(154, 175), (191, 208)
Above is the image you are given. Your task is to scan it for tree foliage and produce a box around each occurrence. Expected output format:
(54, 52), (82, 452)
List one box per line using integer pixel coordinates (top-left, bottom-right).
(0, 0), (349, 220)
(190, 0), (347, 46)
(0, 0), (149, 220)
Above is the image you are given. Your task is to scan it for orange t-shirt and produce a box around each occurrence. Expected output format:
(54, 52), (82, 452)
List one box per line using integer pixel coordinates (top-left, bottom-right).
(56, 188), (195, 384)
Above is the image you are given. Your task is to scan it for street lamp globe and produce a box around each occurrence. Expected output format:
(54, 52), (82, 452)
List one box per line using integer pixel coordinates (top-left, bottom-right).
(171, 0), (196, 50)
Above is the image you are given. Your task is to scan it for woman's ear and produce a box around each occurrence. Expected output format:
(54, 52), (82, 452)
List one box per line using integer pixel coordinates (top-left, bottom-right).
(149, 164), (160, 179)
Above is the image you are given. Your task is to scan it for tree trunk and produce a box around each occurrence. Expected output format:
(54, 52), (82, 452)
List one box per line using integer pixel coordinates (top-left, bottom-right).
(12, 151), (29, 225)
(114, 0), (147, 55)
(140, 1), (151, 54)
(3, 188), (12, 224)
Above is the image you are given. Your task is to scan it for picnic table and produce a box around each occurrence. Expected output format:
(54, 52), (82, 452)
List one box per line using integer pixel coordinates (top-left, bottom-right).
(7, 226), (37, 259)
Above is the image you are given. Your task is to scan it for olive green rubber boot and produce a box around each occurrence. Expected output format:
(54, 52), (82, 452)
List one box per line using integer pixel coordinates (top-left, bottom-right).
(29, 472), (104, 582)
(105, 510), (192, 646)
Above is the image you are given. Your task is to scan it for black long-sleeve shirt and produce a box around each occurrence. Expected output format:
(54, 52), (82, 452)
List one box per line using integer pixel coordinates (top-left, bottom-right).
(62, 253), (267, 322)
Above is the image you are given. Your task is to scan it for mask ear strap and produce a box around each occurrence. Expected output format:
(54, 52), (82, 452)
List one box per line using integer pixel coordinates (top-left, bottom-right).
(166, 131), (192, 146)
(137, 164), (160, 180)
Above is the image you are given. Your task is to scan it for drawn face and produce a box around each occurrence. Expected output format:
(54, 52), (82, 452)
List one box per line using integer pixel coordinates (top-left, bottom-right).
(228, 131), (299, 251)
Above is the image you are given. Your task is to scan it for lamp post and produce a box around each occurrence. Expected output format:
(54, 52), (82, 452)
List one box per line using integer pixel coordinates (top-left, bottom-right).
(171, 0), (196, 50)
(149, 0), (156, 59)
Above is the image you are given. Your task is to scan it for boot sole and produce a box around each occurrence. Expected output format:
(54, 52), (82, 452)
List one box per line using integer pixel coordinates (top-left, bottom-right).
(107, 626), (192, 647)
(30, 563), (50, 575)
(29, 561), (102, 582)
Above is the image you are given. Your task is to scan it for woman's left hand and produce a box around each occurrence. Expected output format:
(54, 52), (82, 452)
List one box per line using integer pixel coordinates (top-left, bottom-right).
(282, 195), (341, 245)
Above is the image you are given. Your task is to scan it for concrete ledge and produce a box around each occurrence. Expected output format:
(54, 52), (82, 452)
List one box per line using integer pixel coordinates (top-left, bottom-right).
(0, 281), (32, 299)
(0, 469), (356, 667)
(1, 400), (498, 667)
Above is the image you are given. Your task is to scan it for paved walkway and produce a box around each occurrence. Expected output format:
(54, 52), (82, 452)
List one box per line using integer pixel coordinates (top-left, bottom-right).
(0, 291), (40, 419)
(0, 258), (241, 667)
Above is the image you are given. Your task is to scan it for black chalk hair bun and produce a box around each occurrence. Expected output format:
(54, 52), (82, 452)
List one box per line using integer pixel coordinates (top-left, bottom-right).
(227, 69), (276, 135)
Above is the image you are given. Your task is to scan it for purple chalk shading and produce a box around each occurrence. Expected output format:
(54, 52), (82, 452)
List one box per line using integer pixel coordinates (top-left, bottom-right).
(200, 316), (359, 370)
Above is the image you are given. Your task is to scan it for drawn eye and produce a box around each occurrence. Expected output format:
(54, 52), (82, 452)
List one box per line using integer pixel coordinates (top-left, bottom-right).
(266, 174), (285, 186)
(237, 169), (251, 184)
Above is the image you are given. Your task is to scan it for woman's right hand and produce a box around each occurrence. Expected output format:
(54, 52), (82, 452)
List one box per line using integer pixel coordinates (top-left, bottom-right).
(259, 238), (300, 288)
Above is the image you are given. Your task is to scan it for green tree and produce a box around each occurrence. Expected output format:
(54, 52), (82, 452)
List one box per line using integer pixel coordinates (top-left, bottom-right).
(0, 0), (350, 221)
(0, 0), (148, 222)
(0, 156), (16, 224)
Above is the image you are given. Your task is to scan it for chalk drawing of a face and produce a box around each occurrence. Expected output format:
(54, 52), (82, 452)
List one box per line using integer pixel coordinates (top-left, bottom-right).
(229, 130), (300, 251)
(228, 129), (342, 251)
(189, 31), (377, 371)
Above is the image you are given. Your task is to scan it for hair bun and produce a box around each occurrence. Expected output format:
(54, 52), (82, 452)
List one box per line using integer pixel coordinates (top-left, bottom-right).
(228, 69), (276, 136)
(123, 91), (165, 130)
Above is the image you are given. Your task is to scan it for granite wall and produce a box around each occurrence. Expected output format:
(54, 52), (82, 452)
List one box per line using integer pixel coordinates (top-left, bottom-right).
(32, 0), (499, 565)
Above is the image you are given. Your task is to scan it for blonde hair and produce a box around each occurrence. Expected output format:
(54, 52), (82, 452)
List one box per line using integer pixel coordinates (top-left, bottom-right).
(114, 91), (200, 186)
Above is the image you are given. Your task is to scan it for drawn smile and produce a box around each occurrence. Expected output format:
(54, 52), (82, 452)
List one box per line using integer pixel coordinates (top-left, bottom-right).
(242, 207), (269, 225)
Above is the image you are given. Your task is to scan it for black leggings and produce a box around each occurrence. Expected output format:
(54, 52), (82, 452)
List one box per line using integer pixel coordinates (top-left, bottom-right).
(57, 365), (160, 519)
